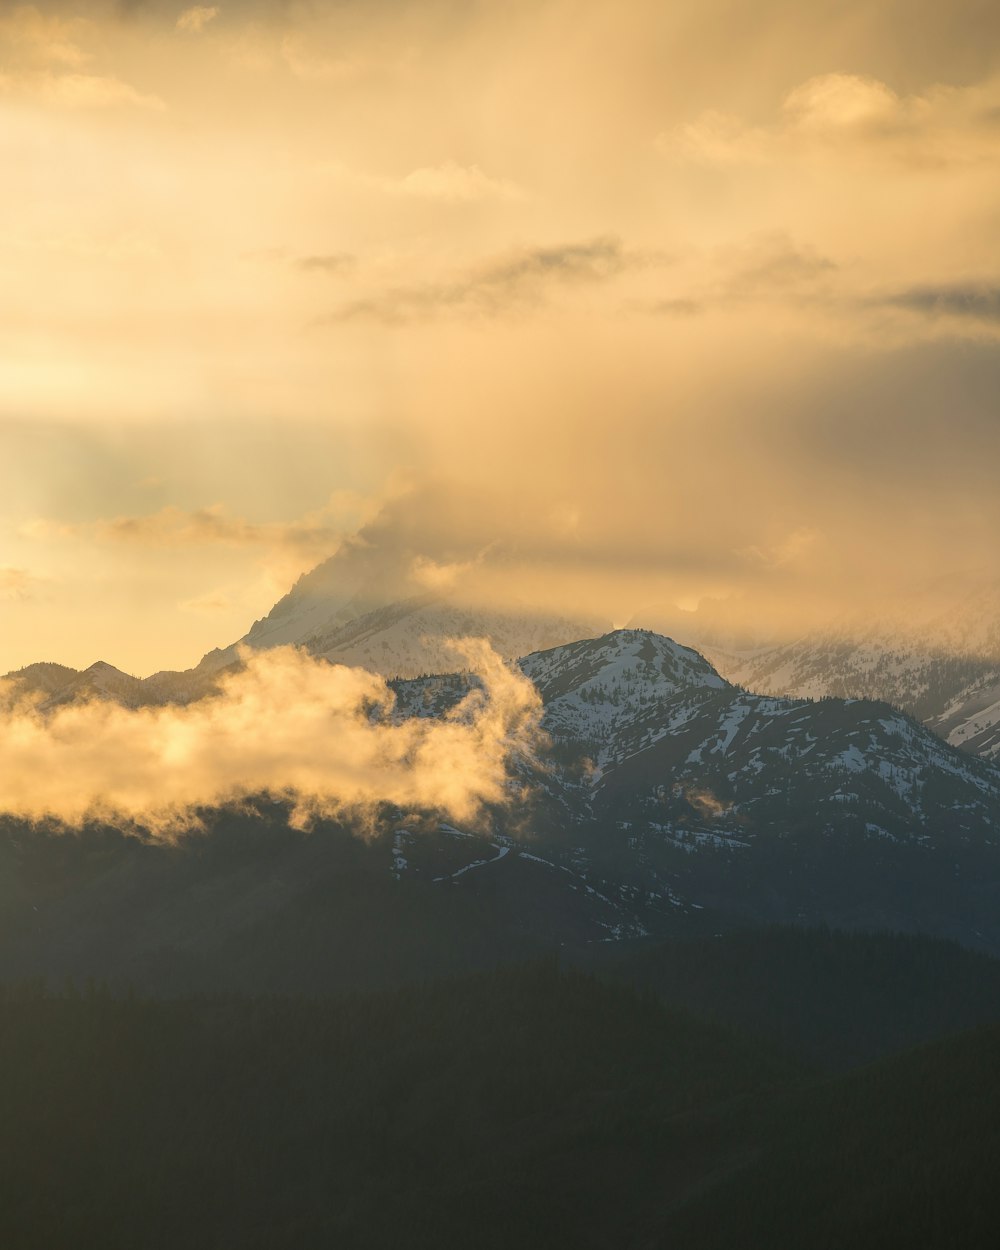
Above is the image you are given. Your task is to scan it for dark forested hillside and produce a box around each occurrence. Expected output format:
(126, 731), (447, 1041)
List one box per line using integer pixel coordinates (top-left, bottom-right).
(666, 1023), (1000, 1250)
(0, 966), (793, 1250)
(604, 926), (1000, 1069)
(2, 963), (999, 1250)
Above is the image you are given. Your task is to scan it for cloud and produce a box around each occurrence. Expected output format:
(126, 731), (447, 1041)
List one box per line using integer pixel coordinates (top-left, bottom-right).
(739, 527), (819, 571)
(20, 498), (368, 563)
(662, 71), (1000, 167)
(0, 568), (40, 602)
(635, 233), (837, 318)
(0, 5), (162, 109)
(295, 253), (356, 275)
(326, 235), (643, 323)
(0, 640), (542, 836)
(0, 5), (91, 68)
(658, 109), (771, 165)
(722, 233), (837, 296)
(5, 0), (1000, 673)
(303, 319), (1000, 641)
(179, 589), (234, 615)
(475, 236), (635, 287)
(783, 73), (903, 133)
(396, 161), (525, 203)
(7, 71), (166, 110)
(17, 519), (77, 542)
(642, 298), (702, 317)
(410, 553), (483, 593)
(279, 32), (365, 82)
(319, 159), (526, 206)
(99, 504), (297, 546)
(175, 6), (219, 34)
(881, 284), (1000, 324)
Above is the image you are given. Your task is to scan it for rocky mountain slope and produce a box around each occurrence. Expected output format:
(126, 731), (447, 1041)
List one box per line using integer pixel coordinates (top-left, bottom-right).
(388, 630), (1000, 948)
(639, 585), (1000, 763)
(710, 635), (1000, 763)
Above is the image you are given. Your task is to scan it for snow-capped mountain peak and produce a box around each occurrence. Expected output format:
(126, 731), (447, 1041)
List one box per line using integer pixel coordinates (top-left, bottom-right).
(519, 629), (727, 764)
(521, 629), (725, 701)
(197, 541), (608, 681)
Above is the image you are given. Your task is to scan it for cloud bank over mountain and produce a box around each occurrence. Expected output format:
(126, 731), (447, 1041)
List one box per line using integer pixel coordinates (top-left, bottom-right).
(0, 639), (542, 835)
(3, 0), (1000, 670)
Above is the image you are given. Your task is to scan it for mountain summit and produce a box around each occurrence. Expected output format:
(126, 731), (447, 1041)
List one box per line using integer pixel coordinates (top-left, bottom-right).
(197, 544), (605, 679)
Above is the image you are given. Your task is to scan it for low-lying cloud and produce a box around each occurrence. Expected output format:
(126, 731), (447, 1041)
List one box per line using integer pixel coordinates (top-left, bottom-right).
(0, 639), (542, 836)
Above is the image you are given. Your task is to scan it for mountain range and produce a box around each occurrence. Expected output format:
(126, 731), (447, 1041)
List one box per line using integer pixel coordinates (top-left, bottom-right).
(394, 629), (1000, 949)
(11, 547), (1000, 772)
(11, 552), (1000, 773)
(4, 618), (1000, 995)
(6, 551), (1000, 983)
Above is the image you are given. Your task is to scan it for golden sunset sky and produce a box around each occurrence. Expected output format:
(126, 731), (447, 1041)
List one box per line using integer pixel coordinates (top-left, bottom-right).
(2, 0), (1000, 674)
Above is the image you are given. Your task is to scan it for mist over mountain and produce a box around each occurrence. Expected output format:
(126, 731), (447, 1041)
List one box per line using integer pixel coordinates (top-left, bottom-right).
(633, 582), (1000, 765)
(2, 541), (606, 714)
(203, 540), (607, 675)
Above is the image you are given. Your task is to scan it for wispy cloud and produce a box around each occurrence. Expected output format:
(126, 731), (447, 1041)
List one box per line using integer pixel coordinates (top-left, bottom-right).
(0, 5), (163, 109)
(881, 284), (1000, 324)
(100, 504), (305, 547)
(0, 5), (91, 68)
(661, 72), (1000, 168)
(295, 253), (356, 275)
(0, 567), (40, 602)
(30, 504), (339, 562)
(175, 6), (219, 35)
(0, 70), (166, 109)
(18, 491), (387, 569)
(320, 159), (527, 206)
(279, 32), (366, 83)
(635, 233), (837, 318)
(396, 161), (525, 203)
(325, 235), (645, 323)
(641, 297), (702, 317)
(722, 233), (837, 296)
(178, 589), (234, 615)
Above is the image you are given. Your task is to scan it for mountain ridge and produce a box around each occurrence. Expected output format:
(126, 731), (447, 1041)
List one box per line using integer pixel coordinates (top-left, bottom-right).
(634, 585), (1000, 764)
(4, 626), (1000, 998)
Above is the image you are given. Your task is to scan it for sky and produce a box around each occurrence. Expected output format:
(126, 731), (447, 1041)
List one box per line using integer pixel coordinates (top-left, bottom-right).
(3, 0), (1000, 675)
